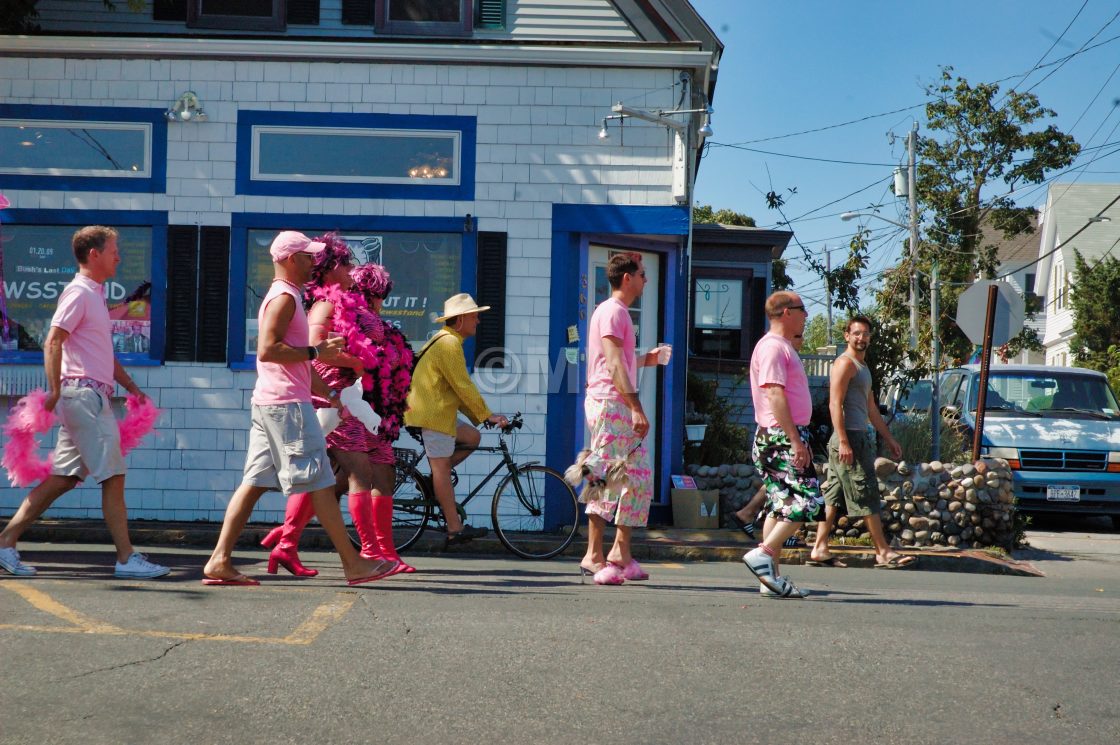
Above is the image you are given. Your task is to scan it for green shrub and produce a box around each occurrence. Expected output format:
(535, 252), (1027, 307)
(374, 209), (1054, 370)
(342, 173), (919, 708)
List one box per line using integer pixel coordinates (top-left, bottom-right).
(888, 412), (968, 464)
(685, 372), (751, 466)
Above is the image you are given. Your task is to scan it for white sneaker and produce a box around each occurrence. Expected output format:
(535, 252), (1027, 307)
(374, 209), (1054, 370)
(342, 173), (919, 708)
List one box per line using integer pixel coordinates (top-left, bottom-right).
(114, 552), (170, 579)
(760, 575), (810, 599)
(0, 546), (37, 576)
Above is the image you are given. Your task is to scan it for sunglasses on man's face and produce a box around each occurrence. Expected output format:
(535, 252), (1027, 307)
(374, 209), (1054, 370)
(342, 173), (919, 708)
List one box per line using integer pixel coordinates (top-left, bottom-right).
(786, 304), (806, 313)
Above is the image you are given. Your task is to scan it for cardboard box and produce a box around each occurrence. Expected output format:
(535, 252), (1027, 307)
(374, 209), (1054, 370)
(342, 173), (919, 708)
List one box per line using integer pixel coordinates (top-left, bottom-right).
(671, 488), (720, 529)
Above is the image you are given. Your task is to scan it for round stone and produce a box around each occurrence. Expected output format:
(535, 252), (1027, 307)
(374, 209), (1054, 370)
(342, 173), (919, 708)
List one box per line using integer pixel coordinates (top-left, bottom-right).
(929, 460), (944, 473)
(874, 458), (898, 478)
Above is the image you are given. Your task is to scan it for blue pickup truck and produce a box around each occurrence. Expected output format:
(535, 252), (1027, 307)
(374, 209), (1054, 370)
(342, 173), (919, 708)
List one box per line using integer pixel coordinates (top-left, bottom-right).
(941, 364), (1120, 528)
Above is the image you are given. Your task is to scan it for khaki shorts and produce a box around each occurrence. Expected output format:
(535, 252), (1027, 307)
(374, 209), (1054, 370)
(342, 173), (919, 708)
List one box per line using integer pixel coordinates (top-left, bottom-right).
(421, 428), (457, 459)
(823, 430), (880, 517)
(51, 386), (127, 484)
(242, 403), (335, 496)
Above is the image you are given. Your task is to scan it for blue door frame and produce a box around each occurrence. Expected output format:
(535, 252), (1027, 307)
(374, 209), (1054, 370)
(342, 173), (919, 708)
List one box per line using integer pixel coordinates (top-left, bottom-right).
(546, 204), (689, 525)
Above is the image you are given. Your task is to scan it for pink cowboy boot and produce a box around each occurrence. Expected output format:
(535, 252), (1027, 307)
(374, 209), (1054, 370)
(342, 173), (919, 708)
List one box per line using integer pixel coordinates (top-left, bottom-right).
(372, 494), (415, 573)
(349, 492), (405, 576)
(264, 491), (318, 577)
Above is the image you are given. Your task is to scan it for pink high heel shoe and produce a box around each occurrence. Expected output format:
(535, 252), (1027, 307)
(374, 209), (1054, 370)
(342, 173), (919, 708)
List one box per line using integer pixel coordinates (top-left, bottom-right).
(267, 545), (318, 577)
(591, 563), (625, 585)
(614, 559), (649, 581)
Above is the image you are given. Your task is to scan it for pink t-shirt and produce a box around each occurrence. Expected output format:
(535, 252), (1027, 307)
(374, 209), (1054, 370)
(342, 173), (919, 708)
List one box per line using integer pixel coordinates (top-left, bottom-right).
(50, 273), (115, 386)
(586, 297), (637, 401)
(750, 332), (812, 427)
(252, 280), (312, 405)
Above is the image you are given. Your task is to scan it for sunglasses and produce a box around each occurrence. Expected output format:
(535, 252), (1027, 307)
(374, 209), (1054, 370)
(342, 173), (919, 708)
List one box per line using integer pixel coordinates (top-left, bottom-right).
(786, 304), (806, 313)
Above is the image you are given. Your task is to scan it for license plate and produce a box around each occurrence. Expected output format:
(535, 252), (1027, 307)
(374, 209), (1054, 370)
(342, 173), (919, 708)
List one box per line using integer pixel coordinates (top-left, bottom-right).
(1046, 485), (1081, 502)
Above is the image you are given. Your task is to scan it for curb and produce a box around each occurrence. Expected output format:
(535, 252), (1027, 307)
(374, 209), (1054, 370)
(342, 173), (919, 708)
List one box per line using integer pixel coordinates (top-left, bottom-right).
(18, 519), (1044, 577)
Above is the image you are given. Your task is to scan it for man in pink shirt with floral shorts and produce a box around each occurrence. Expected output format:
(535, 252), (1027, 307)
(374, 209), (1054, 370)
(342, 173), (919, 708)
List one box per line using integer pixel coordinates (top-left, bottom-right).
(0, 226), (168, 579)
(574, 252), (671, 585)
(741, 291), (823, 599)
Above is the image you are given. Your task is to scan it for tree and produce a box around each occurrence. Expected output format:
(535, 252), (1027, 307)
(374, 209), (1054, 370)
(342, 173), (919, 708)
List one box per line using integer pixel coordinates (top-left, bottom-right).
(1070, 249), (1120, 386)
(692, 204), (756, 227)
(875, 66), (1079, 372)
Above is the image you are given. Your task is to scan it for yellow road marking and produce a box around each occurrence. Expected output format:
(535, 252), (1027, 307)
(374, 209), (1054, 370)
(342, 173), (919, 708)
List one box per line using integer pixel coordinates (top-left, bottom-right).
(0, 584), (355, 645)
(659, 562), (685, 570)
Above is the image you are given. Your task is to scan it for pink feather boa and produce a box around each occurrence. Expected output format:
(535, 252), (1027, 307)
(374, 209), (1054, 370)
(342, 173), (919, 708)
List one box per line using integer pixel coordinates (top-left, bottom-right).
(2, 389), (161, 488)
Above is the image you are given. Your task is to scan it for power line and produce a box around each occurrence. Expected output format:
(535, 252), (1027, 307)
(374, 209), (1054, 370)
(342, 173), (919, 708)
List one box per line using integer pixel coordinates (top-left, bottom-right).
(994, 191), (1120, 279)
(706, 141), (896, 167)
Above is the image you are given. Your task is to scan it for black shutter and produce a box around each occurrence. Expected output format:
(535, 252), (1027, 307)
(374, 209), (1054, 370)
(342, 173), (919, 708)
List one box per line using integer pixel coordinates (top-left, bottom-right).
(153, 0), (187, 22)
(286, 0), (320, 25)
(165, 226), (199, 362)
(748, 276), (767, 355)
(474, 231), (507, 368)
(196, 227), (230, 363)
(475, 0), (505, 29)
(341, 0), (372, 25)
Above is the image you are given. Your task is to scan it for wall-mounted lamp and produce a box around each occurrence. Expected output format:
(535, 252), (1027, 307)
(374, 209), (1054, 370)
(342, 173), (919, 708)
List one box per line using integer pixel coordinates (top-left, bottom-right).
(598, 118), (610, 140)
(165, 91), (208, 122)
(464, 213), (474, 233)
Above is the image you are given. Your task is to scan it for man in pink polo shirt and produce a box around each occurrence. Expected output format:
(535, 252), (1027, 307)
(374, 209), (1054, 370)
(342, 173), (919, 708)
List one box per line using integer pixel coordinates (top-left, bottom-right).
(741, 291), (823, 599)
(0, 226), (169, 579)
(574, 252), (671, 585)
(201, 231), (398, 586)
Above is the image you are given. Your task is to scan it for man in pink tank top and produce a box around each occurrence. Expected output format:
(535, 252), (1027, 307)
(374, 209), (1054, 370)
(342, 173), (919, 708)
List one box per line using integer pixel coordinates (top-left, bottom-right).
(0, 226), (168, 579)
(201, 231), (398, 586)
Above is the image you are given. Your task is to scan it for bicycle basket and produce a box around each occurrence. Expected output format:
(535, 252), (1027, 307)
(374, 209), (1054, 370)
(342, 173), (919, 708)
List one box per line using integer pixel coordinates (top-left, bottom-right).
(392, 447), (424, 491)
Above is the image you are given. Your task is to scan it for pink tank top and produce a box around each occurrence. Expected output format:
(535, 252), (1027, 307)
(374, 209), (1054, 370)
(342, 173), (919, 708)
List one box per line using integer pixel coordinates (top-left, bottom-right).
(252, 280), (311, 405)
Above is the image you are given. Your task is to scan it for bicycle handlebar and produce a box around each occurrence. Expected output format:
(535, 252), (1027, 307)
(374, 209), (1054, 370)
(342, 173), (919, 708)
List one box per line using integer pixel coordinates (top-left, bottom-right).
(483, 411), (523, 435)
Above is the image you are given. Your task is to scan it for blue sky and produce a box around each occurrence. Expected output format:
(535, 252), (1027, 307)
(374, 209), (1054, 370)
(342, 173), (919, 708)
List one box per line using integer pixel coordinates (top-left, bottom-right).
(689, 0), (1120, 314)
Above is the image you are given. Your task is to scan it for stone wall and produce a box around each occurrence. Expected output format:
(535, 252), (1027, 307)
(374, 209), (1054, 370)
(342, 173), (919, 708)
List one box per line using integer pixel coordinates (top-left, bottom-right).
(684, 457), (1018, 550)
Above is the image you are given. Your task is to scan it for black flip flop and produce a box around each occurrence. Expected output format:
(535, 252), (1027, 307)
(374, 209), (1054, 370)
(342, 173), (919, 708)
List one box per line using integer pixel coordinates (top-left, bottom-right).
(805, 556), (848, 568)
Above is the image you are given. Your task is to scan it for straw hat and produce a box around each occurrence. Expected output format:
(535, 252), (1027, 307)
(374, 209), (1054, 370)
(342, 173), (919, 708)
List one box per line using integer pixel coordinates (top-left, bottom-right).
(434, 293), (491, 322)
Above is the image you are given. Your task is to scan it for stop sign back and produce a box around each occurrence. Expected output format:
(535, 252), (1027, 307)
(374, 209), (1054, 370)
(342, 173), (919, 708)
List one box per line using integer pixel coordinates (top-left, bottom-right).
(956, 280), (1025, 346)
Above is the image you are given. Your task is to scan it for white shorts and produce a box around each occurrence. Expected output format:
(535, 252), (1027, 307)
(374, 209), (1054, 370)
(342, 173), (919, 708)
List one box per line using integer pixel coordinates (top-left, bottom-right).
(421, 428), (457, 459)
(51, 386), (127, 484)
(242, 403), (336, 496)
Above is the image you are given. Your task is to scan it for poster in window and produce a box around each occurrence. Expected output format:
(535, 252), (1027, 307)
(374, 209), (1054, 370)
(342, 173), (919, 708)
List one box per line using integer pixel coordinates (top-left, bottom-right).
(0, 224), (152, 354)
(244, 229), (462, 354)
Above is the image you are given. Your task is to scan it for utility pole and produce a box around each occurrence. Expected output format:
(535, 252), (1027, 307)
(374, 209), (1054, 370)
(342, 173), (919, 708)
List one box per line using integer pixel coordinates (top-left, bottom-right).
(825, 246), (833, 347)
(930, 259), (941, 460)
(907, 122), (920, 350)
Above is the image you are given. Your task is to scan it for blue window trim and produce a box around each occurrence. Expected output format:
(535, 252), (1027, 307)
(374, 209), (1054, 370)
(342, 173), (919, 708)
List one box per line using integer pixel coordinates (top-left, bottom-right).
(235, 110), (476, 200)
(0, 208), (167, 366)
(228, 212), (477, 371)
(546, 204), (689, 521)
(0, 104), (167, 193)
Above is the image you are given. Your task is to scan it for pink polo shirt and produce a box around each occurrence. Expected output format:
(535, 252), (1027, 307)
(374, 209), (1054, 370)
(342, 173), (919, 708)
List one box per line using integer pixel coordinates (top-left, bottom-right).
(586, 297), (637, 401)
(251, 280), (312, 405)
(750, 332), (812, 427)
(50, 273), (115, 386)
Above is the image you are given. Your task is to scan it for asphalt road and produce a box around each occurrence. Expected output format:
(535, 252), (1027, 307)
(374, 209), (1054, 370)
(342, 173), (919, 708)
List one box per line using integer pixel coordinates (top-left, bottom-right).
(1, 520), (1118, 745)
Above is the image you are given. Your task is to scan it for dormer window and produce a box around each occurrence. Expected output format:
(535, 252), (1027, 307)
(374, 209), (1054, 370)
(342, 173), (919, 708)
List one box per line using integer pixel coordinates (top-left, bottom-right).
(187, 1), (287, 31)
(377, 0), (473, 36)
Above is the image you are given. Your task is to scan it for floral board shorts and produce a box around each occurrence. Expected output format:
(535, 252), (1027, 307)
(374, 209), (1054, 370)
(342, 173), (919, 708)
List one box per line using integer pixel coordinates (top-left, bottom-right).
(752, 425), (824, 524)
(582, 397), (653, 528)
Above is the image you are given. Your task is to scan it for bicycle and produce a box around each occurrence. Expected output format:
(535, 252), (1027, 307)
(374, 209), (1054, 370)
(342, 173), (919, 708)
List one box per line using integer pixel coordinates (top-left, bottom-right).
(380, 413), (581, 560)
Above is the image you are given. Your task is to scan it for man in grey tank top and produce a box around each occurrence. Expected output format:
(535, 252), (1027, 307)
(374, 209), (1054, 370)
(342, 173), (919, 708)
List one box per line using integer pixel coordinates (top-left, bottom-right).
(808, 316), (916, 569)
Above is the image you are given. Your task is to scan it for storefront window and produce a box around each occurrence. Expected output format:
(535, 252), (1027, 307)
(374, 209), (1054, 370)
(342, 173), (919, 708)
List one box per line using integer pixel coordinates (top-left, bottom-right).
(243, 229), (462, 354)
(0, 224), (153, 355)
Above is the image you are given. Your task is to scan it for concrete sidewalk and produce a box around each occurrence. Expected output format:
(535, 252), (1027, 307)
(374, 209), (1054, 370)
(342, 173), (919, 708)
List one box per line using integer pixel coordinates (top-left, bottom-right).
(17, 518), (1045, 577)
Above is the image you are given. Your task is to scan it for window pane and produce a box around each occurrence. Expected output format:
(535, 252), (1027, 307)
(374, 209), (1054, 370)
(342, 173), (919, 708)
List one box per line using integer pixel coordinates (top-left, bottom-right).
(694, 278), (742, 329)
(244, 229), (462, 355)
(0, 225), (153, 354)
(255, 128), (459, 184)
(693, 328), (740, 358)
(389, 0), (463, 22)
(0, 120), (149, 177)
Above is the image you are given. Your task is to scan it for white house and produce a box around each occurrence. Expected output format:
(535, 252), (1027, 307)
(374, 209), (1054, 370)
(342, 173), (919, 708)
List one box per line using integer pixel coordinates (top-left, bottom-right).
(989, 212), (1044, 364)
(0, 0), (724, 527)
(1033, 183), (1120, 367)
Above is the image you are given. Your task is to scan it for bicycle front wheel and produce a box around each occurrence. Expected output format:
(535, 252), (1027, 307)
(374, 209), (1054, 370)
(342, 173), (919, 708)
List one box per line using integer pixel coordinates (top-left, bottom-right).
(491, 464), (580, 560)
(393, 467), (433, 552)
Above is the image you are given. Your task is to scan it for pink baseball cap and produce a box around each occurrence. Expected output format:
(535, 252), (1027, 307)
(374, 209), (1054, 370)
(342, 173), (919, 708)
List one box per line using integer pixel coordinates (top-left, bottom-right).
(270, 231), (326, 262)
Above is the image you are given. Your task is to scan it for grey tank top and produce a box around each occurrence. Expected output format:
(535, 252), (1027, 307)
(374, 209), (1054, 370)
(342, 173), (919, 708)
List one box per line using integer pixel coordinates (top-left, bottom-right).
(840, 352), (871, 430)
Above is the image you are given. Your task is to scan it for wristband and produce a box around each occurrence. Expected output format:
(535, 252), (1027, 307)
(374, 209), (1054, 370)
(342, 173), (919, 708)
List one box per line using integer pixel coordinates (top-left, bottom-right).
(307, 345), (317, 360)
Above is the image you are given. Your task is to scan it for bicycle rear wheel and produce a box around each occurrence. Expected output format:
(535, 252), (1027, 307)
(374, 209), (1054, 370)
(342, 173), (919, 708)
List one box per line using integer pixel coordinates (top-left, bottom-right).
(392, 466), (433, 552)
(491, 464), (580, 560)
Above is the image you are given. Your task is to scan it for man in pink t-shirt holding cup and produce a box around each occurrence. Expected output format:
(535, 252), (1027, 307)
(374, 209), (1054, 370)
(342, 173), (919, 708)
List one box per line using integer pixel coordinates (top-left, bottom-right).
(741, 291), (824, 599)
(571, 252), (671, 586)
(0, 226), (168, 579)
